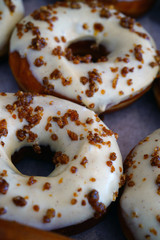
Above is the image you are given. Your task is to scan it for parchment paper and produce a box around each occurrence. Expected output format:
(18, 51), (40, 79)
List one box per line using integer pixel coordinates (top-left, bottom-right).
(0, 0), (160, 239)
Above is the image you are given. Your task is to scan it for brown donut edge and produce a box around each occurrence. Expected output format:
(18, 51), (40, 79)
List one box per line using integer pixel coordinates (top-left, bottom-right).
(9, 51), (152, 114)
(0, 219), (71, 240)
(65, 0), (156, 18)
(153, 77), (160, 108)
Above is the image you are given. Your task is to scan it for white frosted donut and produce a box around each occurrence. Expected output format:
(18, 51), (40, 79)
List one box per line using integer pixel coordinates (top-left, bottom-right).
(0, 0), (24, 56)
(120, 129), (160, 240)
(0, 91), (123, 231)
(9, 2), (159, 114)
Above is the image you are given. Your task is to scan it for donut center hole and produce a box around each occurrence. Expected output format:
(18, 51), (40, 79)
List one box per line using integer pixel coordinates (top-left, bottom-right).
(11, 146), (55, 177)
(67, 39), (110, 63)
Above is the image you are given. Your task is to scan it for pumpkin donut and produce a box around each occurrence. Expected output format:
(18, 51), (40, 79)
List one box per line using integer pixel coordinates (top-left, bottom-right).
(0, 91), (123, 231)
(120, 129), (160, 240)
(0, 0), (24, 56)
(9, 1), (159, 114)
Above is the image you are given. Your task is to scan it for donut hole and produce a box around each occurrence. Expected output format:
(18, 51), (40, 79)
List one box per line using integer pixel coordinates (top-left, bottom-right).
(66, 37), (110, 63)
(11, 145), (55, 177)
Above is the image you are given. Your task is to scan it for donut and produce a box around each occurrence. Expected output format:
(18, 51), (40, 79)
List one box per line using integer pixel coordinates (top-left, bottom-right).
(120, 129), (160, 240)
(9, 1), (159, 114)
(0, 219), (71, 240)
(0, 0), (24, 57)
(97, 0), (156, 17)
(0, 91), (123, 231)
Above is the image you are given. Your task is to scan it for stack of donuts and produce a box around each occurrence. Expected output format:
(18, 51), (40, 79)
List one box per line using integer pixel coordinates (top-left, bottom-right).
(0, 0), (160, 240)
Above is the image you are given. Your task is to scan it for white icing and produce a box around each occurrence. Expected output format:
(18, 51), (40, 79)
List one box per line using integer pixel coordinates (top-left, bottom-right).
(0, 93), (122, 230)
(10, 3), (159, 113)
(120, 129), (160, 240)
(0, 0), (24, 56)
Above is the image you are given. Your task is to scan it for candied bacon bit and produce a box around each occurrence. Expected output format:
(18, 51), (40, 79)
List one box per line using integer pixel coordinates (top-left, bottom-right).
(0, 177), (9, 194)
(16, 130), (26, 141)
(12, 196), (27, 207)
(83, 69), (102, 98)
(67, 130), (78, 141)
(43, 182), (51, 191)
(71, 198), (77, 205)
(0, 207), (7, 215)
(120, 17), (135, 30)
(149, 62), (158, 68)
(127, 79), (133, 86)
(53, 116), (68, 129)
(87, 189), (106, 218)
(51, 134), (58, 141)
(4, 0), (15, 13)
(83, 23), (89, 30)
(33, 205), (40, 212)
(86, 118), (94, 124)
(27, 176), (37, 185)
(112, 74), (119, 89)
(81, 200), (86, 206)
(135, 31), (149, 40)
(134, 45), (143, 62)
(121, 67), (129, 77)
(100, 8), (111, 18)
(156, 215), (160, 223)
(94, 23), (104, 32)
(80, 157), (88, 168)
(87, 131), (103, 145)
(27, 131), (38, 143)
(67, 109), (79, 121)
(34, 57), (45, 67)
(31, 8), (54, 30)
(150, 228), (157, 236)
(110, 152), (117, 161)
(80, 76), (88, 85)
(30, 36), (47, 51)
(53, 152), (69, 165)
(119, 174), (126, 188)
(150, 147), (160, 167)
(70, 166), (78, 174)
(52, 46), (64, 56)
(50, 69), (62, 79)
(0, 119), (8, 138)
(43, 208), (55, 223)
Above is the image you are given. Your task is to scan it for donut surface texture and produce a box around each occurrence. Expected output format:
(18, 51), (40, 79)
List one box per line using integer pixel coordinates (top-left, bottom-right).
(120, 129), (160, 240)
(0, 0), (24, 56)
(9, 2), (159, 114)
(0, 92), (123, 231)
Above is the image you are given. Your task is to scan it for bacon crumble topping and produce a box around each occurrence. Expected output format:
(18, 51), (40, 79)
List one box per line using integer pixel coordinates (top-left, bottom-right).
(88, 189), (106, 218)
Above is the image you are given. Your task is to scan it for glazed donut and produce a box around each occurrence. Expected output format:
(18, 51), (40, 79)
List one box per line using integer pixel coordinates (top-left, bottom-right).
(0, 0), (24, 57)
(120, 129), (160, 240)
(9, 2), (159, 114)
(0, 91), (123, 231)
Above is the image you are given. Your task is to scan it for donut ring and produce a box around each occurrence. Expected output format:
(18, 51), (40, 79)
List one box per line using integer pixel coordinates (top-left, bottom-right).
(0, 0), (24, 57)
(0, 91), (123, 231)
(120, 129), (160, 240)
(9, 2), (159, 114)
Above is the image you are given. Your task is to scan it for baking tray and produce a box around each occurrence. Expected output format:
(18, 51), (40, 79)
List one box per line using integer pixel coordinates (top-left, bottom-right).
(0, 0), (160, 239)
